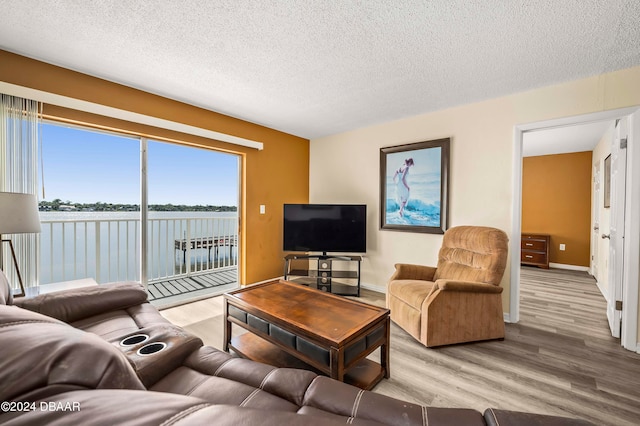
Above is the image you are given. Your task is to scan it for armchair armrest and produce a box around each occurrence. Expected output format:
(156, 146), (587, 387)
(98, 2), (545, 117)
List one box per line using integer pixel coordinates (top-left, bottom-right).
(13, 281), (148, 323)
(434, 279), (503, 294)
(390, 263), (437, 282)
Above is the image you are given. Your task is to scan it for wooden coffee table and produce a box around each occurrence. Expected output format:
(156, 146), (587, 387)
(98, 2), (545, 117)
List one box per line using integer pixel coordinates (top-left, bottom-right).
(223, 280), (390, 390)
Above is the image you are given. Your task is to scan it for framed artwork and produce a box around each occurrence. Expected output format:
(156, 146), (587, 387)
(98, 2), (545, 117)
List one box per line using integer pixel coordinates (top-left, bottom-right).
(380, 138), (450, 233)
(604, 154), (611, 208)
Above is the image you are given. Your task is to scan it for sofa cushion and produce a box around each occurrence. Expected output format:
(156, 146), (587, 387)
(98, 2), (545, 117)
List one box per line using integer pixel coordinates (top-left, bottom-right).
(13, 281), (149, 323)
(0, 305), (144, 403)
(70, 302), (171, 340)
(302, 376), (487, 426)
(0, 389), (381, 426)
(151, 346), (318, 412)
(484, 408), (593, 426)
(0, 270), (12, 305)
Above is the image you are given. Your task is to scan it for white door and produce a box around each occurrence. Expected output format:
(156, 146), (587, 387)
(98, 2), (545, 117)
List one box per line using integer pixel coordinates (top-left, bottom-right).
(591, 163), (600, 280)
(606, 117), (627, 338)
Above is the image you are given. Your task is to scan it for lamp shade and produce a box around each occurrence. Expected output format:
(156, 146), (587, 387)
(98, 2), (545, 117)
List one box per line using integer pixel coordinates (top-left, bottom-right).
(0, 192), (41, 234)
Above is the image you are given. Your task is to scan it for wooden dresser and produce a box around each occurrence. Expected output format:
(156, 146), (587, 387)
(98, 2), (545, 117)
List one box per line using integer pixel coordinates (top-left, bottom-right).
(521, 234), (550, 269)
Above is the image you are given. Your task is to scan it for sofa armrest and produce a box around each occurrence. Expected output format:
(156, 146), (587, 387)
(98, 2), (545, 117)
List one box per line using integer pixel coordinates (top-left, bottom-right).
(434, 279), (503, 294)
(390, 263), (437, 282)
(13, 281), (148, 323)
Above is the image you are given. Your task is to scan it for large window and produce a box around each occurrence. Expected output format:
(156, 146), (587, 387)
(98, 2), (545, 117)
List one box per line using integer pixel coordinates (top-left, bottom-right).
(39, 123), (240, 301)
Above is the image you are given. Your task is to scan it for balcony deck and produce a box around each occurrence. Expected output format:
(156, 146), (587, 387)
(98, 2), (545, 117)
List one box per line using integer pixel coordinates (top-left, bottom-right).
(148, 267), (238, 307)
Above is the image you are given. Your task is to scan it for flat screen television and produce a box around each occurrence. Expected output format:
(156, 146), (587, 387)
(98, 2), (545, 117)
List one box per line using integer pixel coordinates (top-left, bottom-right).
(283, 204), (367, 254)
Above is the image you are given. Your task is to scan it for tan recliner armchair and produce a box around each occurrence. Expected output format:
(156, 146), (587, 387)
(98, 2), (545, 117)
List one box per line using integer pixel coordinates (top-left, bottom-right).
(387, 226), (509, 347)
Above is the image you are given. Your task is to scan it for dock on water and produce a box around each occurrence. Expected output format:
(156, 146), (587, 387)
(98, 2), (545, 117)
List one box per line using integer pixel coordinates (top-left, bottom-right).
(174, 236), (238, 263)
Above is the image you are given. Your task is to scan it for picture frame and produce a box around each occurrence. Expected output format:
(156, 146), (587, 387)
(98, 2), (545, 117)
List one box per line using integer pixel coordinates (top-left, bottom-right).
(380, 138), (450, 233)
(604, 154), (611, 208)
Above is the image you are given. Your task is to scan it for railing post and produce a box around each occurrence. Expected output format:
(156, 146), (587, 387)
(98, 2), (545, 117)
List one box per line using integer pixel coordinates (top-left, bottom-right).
(95, 222), (101, 284)
(186, 219), (192, 276)
(140, 138), (148, 289)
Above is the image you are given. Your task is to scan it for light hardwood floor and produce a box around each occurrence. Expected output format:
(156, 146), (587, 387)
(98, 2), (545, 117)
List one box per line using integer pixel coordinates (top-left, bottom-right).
(160, 268), (640, 425)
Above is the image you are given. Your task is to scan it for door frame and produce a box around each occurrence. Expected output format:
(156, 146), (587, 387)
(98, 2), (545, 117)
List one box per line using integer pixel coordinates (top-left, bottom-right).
(511, 106), (640, 352)
(590, 161), (600, 280)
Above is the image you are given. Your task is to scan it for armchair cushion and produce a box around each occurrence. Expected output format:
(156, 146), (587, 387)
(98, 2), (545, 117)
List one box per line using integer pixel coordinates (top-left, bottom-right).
(389, 263), (437, 282)
(435, 280), (504, 294)
(433, 226), (509, 285)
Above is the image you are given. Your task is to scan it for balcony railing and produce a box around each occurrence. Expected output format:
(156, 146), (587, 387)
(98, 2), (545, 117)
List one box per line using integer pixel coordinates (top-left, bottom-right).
(39, 215), (238, 285)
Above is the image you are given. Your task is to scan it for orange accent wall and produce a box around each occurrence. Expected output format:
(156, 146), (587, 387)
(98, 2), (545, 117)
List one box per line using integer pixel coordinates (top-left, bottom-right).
(522, 151), (592, 266)
(0, 50), (309, 285)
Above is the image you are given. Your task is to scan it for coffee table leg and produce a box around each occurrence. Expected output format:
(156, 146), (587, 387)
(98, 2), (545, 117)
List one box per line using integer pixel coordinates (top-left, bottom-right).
(382, 317), (390, 378)
(223, 299), (231, 352)
(330, 348), (345, 382)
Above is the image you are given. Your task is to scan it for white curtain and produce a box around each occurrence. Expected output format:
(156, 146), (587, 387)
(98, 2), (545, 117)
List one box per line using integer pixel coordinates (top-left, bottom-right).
(0, 94), (41, 291)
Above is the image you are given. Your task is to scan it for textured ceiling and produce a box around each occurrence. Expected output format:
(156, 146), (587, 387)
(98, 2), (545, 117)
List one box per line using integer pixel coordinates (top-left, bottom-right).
(1, 1), (639, 140)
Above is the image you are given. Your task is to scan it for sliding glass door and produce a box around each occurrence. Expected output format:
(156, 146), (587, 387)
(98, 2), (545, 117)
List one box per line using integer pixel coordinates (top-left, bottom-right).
(39, 123), (240, 302)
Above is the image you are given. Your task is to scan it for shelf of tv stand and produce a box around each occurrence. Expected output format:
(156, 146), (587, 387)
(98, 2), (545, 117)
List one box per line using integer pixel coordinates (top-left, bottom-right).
(283, 254), (362, 297)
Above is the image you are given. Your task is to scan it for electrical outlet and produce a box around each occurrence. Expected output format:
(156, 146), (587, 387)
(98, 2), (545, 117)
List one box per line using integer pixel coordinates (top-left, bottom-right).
(259, 205), (266, 214)
(559, 244), (566, 251)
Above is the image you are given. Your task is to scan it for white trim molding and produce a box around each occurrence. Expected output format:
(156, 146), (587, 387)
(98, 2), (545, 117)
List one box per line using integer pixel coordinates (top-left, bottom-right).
(548, 263), (590, 272)
(0, 82), (264, 151)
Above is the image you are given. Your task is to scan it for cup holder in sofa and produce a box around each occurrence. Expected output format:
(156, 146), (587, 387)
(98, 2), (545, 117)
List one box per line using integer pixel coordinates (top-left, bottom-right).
(119, 334), (150, 347)
(136, 342), (167, 356)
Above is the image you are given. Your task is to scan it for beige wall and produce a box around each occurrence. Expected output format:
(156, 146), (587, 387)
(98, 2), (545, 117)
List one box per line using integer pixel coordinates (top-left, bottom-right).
(310, 66), (640, 323)
(522, 152), (593, 267)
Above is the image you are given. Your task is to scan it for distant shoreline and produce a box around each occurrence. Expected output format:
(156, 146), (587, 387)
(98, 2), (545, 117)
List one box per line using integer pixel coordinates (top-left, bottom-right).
(39, 200), (237, 213)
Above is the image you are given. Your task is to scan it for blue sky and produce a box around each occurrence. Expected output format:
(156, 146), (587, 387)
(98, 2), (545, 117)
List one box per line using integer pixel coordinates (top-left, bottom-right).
(40, 123), (239, 206)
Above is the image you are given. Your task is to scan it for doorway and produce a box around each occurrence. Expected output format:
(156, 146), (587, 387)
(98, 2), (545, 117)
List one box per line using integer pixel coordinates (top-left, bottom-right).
(511, 107), (640, 351)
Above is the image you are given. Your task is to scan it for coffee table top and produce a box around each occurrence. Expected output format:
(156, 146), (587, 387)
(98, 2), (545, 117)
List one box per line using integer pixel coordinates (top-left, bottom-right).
(225, 280), (389, 345)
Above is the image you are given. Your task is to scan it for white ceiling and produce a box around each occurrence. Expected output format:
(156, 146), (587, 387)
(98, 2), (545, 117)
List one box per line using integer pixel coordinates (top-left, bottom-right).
(1, 1), (639, 141)
(522, 120), (614, 157)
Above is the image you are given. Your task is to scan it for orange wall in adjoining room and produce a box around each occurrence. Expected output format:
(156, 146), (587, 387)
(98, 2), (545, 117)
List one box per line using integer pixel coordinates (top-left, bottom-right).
(0, 50), (310, 285)
(522, 151), (592, 267)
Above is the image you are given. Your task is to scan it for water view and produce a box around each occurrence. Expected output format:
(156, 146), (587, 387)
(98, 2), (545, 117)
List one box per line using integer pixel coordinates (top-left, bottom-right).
(39, 211), (238, 285)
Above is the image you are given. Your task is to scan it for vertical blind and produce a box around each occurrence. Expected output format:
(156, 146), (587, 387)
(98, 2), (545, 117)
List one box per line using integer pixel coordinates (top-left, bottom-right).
(0, 94), (41, 291)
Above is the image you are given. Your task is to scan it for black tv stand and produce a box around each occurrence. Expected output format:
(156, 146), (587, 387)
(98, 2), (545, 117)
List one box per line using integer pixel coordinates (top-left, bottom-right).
(283, 253), (362, 296)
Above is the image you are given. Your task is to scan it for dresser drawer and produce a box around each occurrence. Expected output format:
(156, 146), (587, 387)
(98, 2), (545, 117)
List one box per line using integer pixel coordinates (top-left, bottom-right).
(521, 251), (547, 264)
(521, 239), (546, 251)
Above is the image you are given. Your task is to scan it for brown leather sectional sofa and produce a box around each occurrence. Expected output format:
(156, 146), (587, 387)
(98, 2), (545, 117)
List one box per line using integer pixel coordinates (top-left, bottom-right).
(0, 274), (590, 425)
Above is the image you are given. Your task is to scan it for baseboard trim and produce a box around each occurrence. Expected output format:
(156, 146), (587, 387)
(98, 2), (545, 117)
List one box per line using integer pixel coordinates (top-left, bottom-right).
(549, 263), (590, 272)
(503, 313), (513, 323)
(361, 282), (386, 294)
(596, 279), (609, 302)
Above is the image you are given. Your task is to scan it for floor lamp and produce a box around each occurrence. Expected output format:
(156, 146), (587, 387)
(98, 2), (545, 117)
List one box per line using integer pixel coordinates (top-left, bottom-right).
(0, 192), (41, 297)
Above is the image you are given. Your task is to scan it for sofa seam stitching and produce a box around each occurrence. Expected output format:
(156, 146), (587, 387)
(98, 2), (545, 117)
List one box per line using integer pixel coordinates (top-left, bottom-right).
(0, 319), (62, 328)
(351, 389), (364, 418)
(240, 388), (261, 407)
(258, 369), (276, 389)
(212, 358), (234, 376)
